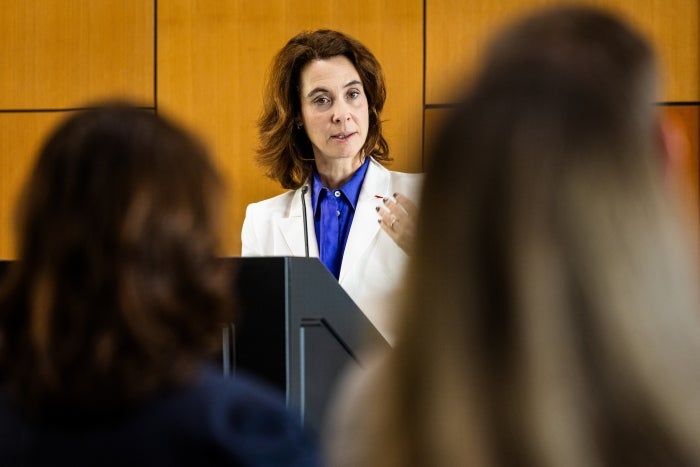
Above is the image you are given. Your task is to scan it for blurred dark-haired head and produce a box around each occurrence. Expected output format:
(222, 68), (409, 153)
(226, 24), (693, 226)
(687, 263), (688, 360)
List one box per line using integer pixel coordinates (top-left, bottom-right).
(0, 103), (231, 416)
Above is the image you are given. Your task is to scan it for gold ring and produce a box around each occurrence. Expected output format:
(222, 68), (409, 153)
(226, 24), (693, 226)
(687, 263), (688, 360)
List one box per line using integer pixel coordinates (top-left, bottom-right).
(390, 218), (397, 230)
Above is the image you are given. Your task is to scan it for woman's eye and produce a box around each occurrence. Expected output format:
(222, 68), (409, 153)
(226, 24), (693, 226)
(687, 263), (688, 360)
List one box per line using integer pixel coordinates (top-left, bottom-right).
(314, 96), (331, 105)
(348, 90), (360, 99)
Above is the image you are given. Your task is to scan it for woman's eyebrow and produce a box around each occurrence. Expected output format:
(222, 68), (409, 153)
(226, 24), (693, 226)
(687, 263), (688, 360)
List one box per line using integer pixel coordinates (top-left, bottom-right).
(307, 86), (329, 97)
(306, 80), (363, 98)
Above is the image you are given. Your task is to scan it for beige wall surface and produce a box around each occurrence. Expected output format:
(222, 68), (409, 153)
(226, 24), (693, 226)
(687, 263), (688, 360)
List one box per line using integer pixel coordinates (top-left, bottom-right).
(0, 0), (154, 109)
(0, 0), (153, 259)
(426, 0), (699, 104)
(0, 0), (697, 258)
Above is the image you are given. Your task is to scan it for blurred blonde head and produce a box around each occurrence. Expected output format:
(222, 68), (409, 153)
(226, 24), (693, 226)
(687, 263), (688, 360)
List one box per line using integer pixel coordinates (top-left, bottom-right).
(365, 5), (700, 466)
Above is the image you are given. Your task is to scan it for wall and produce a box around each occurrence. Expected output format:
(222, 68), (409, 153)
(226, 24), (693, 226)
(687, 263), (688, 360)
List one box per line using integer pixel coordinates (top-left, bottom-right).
(0, 0), (697, 258)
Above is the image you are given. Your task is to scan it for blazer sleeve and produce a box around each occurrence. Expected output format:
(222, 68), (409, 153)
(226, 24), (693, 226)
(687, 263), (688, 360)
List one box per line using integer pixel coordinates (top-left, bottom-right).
(241, 203), (262, 256)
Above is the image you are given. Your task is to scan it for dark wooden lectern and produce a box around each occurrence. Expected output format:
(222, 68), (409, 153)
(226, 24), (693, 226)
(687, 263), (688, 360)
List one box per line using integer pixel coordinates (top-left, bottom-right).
(224, 256), (390, 433)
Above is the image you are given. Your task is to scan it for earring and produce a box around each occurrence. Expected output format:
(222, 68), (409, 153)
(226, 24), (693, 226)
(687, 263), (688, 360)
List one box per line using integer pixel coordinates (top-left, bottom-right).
(296, 122), (303, 129)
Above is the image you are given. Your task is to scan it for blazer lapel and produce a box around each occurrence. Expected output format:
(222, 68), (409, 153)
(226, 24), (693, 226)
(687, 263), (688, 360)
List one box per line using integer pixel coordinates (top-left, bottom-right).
(277, 187), (319, 257)
(339, 159), (391, 281)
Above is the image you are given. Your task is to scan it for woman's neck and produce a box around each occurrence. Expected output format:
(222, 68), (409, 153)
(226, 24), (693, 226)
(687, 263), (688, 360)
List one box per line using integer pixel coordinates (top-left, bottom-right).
(315, 155), (364, 189)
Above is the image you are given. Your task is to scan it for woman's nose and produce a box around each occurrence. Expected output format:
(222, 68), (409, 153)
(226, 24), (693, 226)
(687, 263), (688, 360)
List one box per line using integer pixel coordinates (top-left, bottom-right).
(332, 102), (352, 123)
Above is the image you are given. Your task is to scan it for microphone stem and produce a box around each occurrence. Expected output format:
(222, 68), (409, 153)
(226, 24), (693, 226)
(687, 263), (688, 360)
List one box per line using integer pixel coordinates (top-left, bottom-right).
(301, 186), (310, 257)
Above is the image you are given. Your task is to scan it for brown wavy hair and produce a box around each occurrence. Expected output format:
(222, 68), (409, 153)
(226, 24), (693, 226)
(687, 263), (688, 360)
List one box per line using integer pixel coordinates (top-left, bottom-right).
(257, 29), (391, 189)
(0, 103), (232, 416)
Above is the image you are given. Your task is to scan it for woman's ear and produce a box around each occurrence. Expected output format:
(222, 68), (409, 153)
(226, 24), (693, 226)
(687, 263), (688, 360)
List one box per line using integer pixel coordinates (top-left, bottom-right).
(657, 108), (699, 243)
(656, 109), (688, 183)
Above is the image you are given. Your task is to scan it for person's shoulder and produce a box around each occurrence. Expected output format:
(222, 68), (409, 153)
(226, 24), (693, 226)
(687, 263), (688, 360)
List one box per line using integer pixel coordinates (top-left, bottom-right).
(369, 158), (424, 180)
(247, 189), (298, 208)
(388, 169), (424, 197)
(369, 157), (423, 177)
(389, 170), (424, 182)
(192, 366), (321, 467)
(197, 366), (285, 406)
(245, 189), (299, 217)
(191, 366), (292, 421)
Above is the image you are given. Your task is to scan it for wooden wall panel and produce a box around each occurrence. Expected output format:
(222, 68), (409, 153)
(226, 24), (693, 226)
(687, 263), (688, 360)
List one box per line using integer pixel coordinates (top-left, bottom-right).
(0, 0), (154, 108)
(0, 1), (154, 259)
(426, 0), (699, 104)
(158, 0), (424, 256)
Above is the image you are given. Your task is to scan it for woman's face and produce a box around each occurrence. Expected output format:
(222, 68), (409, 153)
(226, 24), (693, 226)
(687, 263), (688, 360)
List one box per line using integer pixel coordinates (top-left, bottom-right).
(298, 55), (369, 167)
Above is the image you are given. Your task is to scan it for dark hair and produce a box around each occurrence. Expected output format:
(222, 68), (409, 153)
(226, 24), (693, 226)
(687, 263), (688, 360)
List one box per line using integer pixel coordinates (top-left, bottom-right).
(0, 103), (231, 415)
(257, 29), (390, 189)
(361, 5), (700, 466)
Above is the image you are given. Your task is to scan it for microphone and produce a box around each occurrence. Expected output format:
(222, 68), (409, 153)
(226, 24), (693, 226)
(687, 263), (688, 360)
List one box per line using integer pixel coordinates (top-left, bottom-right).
(300, 185), (310, 257)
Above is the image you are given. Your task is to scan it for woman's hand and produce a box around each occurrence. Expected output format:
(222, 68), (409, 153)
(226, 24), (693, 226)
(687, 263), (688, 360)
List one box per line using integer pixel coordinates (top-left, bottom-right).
(376, 192), (418, 255)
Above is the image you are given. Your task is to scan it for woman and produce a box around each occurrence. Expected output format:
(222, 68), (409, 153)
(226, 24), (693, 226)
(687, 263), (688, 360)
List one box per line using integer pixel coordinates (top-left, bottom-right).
(241, 30), (423, 343)
(325, 6), (700, 466)
(0, 104), (318, 466)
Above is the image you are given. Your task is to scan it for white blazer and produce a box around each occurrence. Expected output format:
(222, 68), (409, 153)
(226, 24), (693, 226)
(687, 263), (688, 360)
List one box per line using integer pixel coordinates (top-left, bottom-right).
(241, 158), (423, 343)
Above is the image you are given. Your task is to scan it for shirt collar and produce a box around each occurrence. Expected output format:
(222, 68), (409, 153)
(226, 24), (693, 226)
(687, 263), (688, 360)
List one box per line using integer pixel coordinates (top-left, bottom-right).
(310, 157), (370, 213)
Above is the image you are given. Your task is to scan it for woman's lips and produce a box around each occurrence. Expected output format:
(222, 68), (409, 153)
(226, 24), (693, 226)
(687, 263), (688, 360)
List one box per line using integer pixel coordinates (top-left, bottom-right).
(331, 131), (356, 141)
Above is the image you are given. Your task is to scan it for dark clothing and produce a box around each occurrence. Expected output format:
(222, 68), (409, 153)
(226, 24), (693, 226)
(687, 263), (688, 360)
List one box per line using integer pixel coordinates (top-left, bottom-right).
(0, 365), (319, 467)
